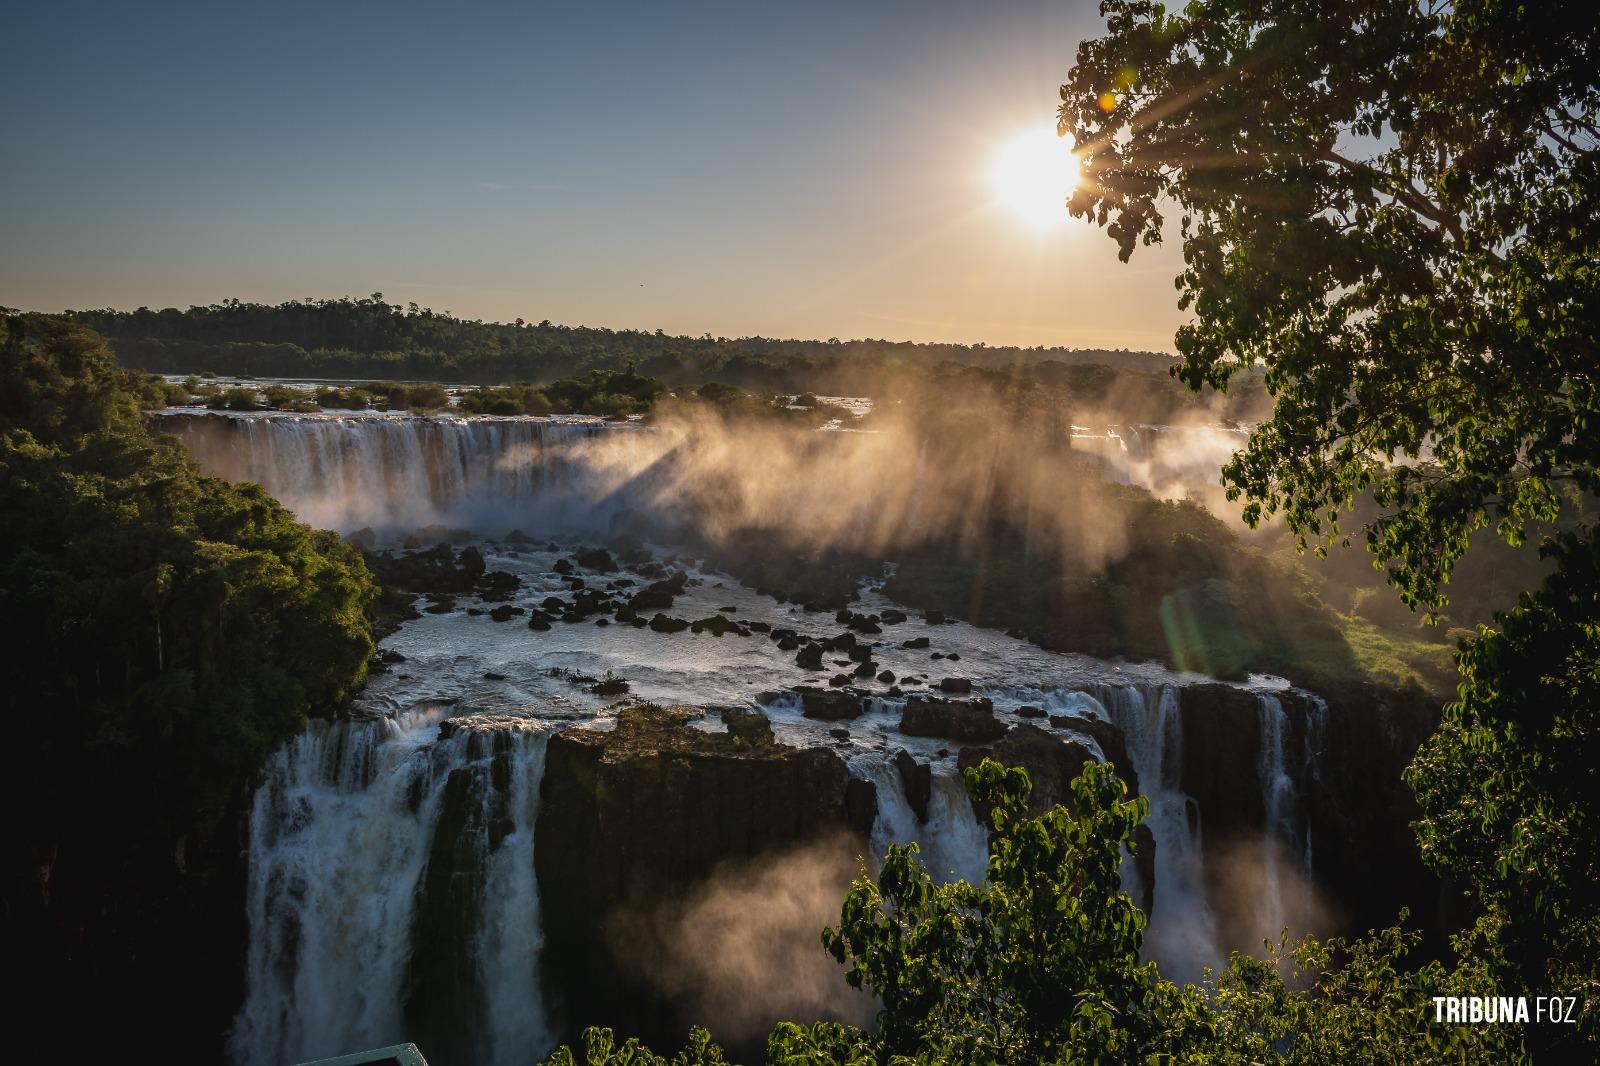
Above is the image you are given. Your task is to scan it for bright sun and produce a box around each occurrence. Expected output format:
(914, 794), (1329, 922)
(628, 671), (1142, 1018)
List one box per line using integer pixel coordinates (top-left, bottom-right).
(992, 126), (1079, 230)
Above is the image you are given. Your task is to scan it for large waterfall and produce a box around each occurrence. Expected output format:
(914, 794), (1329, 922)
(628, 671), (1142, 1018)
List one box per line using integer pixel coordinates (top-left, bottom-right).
(170, 409), (1332, 1059)
(230, 710), (552, 1066)
(155, 412), (616, 533)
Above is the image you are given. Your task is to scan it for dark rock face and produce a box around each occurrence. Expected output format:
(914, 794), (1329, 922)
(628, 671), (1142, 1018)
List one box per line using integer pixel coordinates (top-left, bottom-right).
(957, 724), (1098, 819)
(899, 694), (1007, 742)
(845, 777), (878, 835)
(893, 750), (933, 822)
(792, 686), (866, 720)
(535, 706), (860, 1046)
(795, 644), (824, 670)
(939, 677), (972, 694)
(574, 547), (618, 573)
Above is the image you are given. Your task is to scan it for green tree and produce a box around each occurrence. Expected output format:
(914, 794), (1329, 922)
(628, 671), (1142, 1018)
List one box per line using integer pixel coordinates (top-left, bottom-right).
(1060, 0), (1598, 1052)
(0, 314), (378, 1058)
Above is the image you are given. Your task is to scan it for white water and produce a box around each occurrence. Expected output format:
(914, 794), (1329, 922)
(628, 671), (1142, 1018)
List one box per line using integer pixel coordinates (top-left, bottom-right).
(857, 755), (989, 886)
(156, 412), (614, 532)
(174, 409), (1332, 1050)
(1104, 684), (1219, 983)
(230, 711), (551, 1066)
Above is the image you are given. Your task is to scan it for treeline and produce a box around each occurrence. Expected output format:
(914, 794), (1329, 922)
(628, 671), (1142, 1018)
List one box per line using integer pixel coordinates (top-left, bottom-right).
(67, 292), (1185, 386)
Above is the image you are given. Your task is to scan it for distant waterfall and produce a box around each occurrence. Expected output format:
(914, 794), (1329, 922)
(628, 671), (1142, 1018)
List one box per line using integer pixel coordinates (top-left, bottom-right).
(230, 712), (552, 1066)
(153, 412), (613, 532)
(1256, 694), (1298, 941)
(1104, 684), (1219, 982)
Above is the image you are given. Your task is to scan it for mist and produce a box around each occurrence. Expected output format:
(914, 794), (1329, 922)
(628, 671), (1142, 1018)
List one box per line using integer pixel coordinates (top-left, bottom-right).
(604, 836), (875, 1046)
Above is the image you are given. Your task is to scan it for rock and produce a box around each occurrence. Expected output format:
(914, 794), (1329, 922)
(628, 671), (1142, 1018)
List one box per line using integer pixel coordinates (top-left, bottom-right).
(747, 621), (770, 633)
(574, 547), (618, 573)
(542, 596), (567, 612)
(847, 644), (873, 663)
(536, 705), (856, 1042)
(484, 671), (507, 681)
(777, 635), (800, 651)
(902, 636), (930, 649)
(488, 605), (515, 623)
(1017, 705), (1045, 719)
(899, 694), (1006, 742)
(380, 649), (407, 664)
(851, 661), (876, 678)
(720, 707), (775, 747)
(795, 644), (824, 670)
(893, 749), (933, 822)
(828, 673), (852, 688)
(345, 526), (378, 551)
(689, 614), (743, 637)
(946, 653), (960, 661)
(931, 652), (945, 660)
(939, 677), (972, 694)
(879, 609), (907, 625)
(505, 528), (534, 545)
(845, 777), (878, 836)
(957, 724), (1099, 819)
(924, 610), (947, 624)
(614, 606), (638, 623)
(828, 728), (851, 741)
(424, 596), (456, 614)
(877, 669), (896, 683)
(528, 617), (552, 631)
(466, 607), (484, 616)
(593, 617), (610, 627)
(844, 613), (881, 635)
(648, 613), (690, 634)
(792, 686), (866, 720)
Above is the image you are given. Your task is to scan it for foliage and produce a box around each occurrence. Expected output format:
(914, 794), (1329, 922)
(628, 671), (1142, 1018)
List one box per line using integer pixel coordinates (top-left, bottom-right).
(543, 761), (1525, 1064)
(69, 293), (1180, 387)
(0, 314), (377, 1054)
(1063, 1), (1600, 1053)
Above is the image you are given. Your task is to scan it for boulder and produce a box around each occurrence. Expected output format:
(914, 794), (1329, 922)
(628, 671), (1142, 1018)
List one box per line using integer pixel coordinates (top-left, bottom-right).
(939, 677), (972, 694)
(902, 636), (930, 649)
(794, 686), (866, 720)
(795, 644), (824, 670)
(720, 707), (775, 747)
(574, 547), (618, 573)
(648, 613), (690, 633)
(893, 749), (932, 822)
(899, 695), (1006, 742)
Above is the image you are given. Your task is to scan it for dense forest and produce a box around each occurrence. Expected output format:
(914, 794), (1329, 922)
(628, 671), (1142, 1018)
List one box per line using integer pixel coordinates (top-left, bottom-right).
(0, 315), (378, 1059)
(62, 296), (1271, 424)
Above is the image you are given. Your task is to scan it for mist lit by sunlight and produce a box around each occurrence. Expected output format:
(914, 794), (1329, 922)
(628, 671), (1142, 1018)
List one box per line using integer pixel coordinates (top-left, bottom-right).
(991, 126), (1079, 230)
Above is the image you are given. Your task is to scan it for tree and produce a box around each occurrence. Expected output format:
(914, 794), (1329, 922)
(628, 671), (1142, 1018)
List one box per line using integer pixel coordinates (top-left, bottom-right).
(1060, 0), (1598, 1052)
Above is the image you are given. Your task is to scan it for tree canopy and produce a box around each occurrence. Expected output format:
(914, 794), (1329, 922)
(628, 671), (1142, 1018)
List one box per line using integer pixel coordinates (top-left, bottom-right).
(1061, 0), (1599, 1054)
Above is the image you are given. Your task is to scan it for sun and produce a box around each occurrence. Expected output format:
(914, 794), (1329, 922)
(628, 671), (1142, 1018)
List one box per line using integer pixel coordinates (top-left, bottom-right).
(992, 125), (1079, 230)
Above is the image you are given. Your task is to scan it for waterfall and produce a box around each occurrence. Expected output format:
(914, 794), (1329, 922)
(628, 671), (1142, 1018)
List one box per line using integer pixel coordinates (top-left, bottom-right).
(153, 412), (613, 533)
(230, 711), (552, 1066)
(1103, 684), (1218, 983)
(856, 755), (989, 886)
(1255, 694), (1298, 941)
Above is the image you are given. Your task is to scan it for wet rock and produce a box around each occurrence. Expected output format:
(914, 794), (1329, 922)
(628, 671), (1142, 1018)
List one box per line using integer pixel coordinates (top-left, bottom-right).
(380, 649), (407, 664)
(542, 596), (567, 613)
(828, 673), (852, 688)
(1017, 705), (1045, 719)
(484, 671), (507, 681)
(902, 636), (930, 649)
(466, 607), (485, 616)
(574, 547), (618, 573)
(957, 724), (1098, 818)
(720, 707), (775, 747)
(829, 728), (851, 741)
(505, 528), (534, 545)
(689, 615), (744, 637)
(795, 644), (824, 670)
(845, 776), (878, 835)
(946, 653), (960, 661)
(877, 669), (896, 683)
(847, 645), (873, 663)
(536, 704), (857, 1041)
(424, 596), (456, 614)
(777, 635), (800, 651)
(899, 694), (1006, 742)
(528, 616), (552, 632)
(924, 610), (947, 624)
(851, 661), (876, 678)
(553, 558), (573, 574)
(747, 620), (770, 633)
(894, 749), (933, 822)
(794, 686), (866, 720)
(345, 526), (378, 551)
(648, 613), (690, 634)
(489, 605), (516, 622)
(593, 617), (610, 627)
(879, 609), (907, 625)
(939, 677), (972, 694)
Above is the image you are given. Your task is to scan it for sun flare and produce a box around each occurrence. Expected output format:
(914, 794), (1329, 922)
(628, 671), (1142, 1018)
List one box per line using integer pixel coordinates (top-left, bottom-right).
(992, 126), (1079, 230)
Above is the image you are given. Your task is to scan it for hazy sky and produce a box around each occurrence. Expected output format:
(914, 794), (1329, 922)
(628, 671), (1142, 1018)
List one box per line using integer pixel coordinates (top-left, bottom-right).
(3, 0), (1190, 350)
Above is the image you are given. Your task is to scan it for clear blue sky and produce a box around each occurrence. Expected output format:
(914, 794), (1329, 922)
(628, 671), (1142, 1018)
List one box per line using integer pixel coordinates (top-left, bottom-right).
(2, 0), (1188, 350)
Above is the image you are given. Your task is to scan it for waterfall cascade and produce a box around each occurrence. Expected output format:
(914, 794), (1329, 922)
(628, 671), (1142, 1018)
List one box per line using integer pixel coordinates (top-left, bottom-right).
(154, 412), (613, 532)
(230, 710), (552, 1066)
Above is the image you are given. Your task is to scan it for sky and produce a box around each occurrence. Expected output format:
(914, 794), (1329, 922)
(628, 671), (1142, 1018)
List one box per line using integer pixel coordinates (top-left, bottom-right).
(2, 0), (1190, 351)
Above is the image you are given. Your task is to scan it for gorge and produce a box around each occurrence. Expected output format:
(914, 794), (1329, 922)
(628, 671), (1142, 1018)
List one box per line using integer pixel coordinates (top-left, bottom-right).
(152, 407), (1438, 1064)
